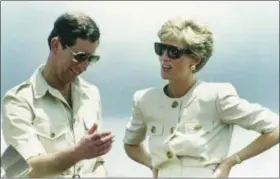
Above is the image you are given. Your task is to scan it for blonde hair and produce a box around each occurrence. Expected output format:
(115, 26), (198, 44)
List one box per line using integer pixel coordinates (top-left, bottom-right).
(157, 18), (214, 73)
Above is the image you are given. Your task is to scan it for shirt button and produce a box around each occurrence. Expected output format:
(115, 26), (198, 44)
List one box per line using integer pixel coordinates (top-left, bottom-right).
(166, 151), (173, 159)
(77, 167), (81, 172)
(50, 132), (56, 138)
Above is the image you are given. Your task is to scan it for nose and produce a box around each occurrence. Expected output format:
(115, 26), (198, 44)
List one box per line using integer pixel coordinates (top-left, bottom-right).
(76, 60), (89, 72)
(160, 50), (170, 62)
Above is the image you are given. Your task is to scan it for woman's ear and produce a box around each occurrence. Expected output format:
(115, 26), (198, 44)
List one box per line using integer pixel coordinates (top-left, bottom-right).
(193, 55), (201, 66)
(190, 55), (201, 72)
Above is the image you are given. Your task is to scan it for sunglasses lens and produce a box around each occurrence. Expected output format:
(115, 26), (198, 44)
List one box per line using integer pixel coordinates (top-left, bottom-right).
(74, 53), (89, 62)
(167, 47), (181, 59)
(154, 43), (165, 56)
(89, 55), (100, 63)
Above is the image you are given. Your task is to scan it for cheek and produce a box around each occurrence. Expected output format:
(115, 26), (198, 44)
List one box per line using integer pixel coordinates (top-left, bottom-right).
(61, 56), (73, 68)
(173, 60), (190, 74)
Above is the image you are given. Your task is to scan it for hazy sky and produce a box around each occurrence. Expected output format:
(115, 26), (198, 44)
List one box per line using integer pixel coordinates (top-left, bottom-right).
(1, 1), (279, 177)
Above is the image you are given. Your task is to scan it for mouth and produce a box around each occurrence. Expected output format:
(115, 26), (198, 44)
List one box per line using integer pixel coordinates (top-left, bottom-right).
(162, 64), (173, 72)
(69, 68), (80, 76)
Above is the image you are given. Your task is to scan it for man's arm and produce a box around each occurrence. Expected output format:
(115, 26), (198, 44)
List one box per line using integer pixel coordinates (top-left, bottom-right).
(28, 123), (112, 177)
(2, 94), (113, 178)
(27, 147), (80, 177)
(2, 94), (84, 177)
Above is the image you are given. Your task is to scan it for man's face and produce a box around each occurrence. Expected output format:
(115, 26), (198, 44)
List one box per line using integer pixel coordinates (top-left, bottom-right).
(50, 38), (99, 84)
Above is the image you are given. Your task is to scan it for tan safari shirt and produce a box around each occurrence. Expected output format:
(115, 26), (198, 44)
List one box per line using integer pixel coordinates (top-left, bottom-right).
(2, 64), (104, 177)
(123, 81), (279, 169)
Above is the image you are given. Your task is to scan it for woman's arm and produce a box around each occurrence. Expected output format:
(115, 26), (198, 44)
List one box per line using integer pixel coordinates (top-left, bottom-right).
(225, 125), (279, 167)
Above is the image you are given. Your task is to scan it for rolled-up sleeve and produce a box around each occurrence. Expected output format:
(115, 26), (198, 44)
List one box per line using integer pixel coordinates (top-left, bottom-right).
(1, 93), (46, 161)
(96, 99), (104, 162)
(123, 91), (147, 145)
(216, 83), (279, 134)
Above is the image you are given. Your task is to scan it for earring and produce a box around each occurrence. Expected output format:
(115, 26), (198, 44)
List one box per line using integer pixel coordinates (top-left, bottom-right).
(191, 65), (196, 71)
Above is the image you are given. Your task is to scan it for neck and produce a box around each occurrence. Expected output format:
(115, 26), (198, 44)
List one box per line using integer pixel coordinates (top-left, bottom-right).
(42, 57), (70, 92)
(167, 76), (196, 98)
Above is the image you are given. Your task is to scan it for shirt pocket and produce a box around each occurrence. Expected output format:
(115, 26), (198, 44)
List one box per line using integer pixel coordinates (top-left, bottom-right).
(147, 123), (164, 136)
(33, 120), (72, 153)
(184, 121), (214, 135)
(168, 121), (214, 157)
(146, 123), (165, 154)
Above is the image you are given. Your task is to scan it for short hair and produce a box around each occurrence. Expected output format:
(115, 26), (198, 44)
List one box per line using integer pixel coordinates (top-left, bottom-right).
(47, 12), (100, 49)
(157, 18), (214, 73)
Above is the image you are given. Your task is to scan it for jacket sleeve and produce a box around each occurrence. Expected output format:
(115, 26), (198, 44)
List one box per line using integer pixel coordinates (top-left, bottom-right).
(216, 83), (279, 134)
(123, 91), (147, 145)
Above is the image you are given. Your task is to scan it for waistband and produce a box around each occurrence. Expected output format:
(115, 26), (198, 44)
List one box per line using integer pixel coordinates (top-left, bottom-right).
(159, 156), (218, 171)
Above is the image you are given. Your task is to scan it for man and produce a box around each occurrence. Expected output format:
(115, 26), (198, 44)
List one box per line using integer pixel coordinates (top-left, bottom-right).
(1, 12), (113, 178)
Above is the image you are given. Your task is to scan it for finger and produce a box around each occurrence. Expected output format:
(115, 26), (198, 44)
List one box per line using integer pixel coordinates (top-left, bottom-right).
(94, 135), (114, 145)
(87, 141), (112, 158)
(213, 168), (220, 177)
(90, 131), (112, 141)
(94, 139), (113, 152)
(88, 123), (98, 135)
(97, 144), (112, 156)
(96, 140), (113, 153)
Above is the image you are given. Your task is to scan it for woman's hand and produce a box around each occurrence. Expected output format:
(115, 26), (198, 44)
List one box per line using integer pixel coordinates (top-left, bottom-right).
(213, 162), (232, 178)
(151, 167), (158, 178)
(213, 156), (237, 178)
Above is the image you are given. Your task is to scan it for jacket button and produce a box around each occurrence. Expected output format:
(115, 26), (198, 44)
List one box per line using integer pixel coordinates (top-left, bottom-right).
(194, 124), (202, 130)
(171, 101), (178, 108)
(170, 127), (174, 134)
(166, 151), (173, 159)
(151, 126), (156, 133)
(50, 132), (56, 138)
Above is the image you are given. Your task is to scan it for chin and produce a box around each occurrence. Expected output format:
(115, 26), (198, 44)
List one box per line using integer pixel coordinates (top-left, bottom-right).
(160, 73), (171, 80)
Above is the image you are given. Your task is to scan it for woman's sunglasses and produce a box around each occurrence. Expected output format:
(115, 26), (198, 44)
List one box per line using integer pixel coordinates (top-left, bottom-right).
(154, 42), (194, 59)
(66, 46), (100, 63)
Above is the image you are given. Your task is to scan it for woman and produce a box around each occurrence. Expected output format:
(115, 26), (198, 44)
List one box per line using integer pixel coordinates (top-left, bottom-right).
(123, 18), (279, 177)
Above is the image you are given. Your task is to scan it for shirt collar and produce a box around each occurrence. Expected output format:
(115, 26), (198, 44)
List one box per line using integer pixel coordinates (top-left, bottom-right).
(29, 64), (91, 100)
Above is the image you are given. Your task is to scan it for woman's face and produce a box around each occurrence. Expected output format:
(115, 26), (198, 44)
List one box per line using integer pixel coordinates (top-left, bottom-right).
(154, 40), (198, 81)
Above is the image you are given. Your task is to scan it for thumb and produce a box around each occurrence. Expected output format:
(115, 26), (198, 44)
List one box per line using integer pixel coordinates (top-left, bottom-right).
(213, 168), (220, 177)
(88, 123), (98, 135)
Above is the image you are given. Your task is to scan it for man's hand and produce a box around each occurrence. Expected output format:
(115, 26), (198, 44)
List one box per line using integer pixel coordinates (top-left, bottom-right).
(74, 123), (113, 160)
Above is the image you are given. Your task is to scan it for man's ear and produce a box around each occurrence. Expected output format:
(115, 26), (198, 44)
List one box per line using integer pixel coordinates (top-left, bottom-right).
(50, 37), (60, 54)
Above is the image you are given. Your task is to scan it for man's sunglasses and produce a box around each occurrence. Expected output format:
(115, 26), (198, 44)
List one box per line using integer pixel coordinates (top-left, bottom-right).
(154, 42), (194, 59)
(66, 46), (100, 63)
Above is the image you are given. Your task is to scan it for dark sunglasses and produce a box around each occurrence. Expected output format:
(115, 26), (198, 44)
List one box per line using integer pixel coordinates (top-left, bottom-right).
(66, 46), (100, 63)
(154, 42), (194, 59)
